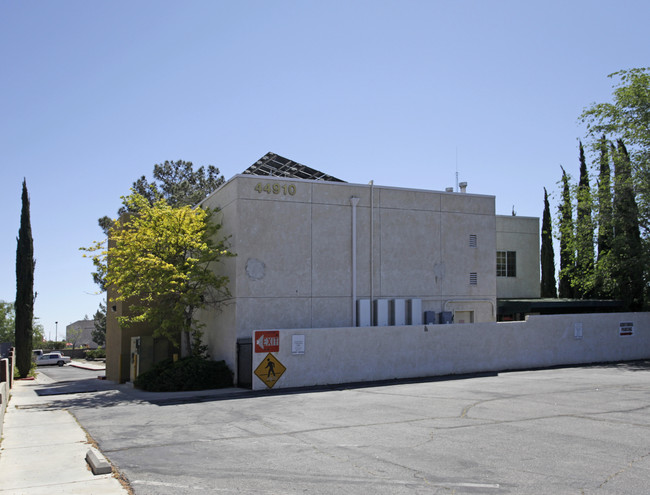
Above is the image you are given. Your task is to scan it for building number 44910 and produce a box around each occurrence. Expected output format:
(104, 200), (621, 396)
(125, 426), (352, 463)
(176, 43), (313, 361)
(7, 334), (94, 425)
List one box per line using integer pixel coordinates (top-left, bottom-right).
(254, 182), (296, 196)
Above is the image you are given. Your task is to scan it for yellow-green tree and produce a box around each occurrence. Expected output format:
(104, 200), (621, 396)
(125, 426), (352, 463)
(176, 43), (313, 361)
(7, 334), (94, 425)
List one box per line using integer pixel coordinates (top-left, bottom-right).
(83, 193), (233, 355)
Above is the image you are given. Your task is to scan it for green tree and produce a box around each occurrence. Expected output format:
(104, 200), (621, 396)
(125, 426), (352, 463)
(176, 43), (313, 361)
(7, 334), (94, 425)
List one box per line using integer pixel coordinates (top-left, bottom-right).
(575, 142), (595, 297)
(92, 301), (107, 347)
(610, 140), (645, 309)
(1, 304), (43, 347)
(0, 301), (16, 344)
(83, 193), (233, 355)
(93, 161), (225, 291)
(31, 320), (44, 346)
(596, 136), (614, 259)
(540, 188), (557, 298)
(15, 179), (35, 377)
(580, 68), (650, 230)
(558, 167), (575, 298)
(129, 160), (225, 209)
(98, 160), (225, 235)
(67, 325), (83, 350)
(591, 136), (615, 298)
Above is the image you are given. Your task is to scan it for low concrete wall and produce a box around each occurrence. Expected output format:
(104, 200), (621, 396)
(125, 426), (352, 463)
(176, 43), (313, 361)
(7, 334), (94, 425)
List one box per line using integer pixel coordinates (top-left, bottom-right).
(0, 359), (8, 437)
(0, 381), (6, 436)
(251, 312), (650, 390)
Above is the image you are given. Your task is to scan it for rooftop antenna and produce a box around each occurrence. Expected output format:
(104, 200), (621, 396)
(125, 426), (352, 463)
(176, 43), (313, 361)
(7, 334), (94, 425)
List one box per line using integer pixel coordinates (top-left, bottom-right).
(455, 147), (459, 192)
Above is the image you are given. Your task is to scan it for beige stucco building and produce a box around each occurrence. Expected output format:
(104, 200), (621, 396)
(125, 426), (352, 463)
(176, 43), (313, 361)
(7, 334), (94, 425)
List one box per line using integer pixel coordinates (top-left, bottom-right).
(196, 172), (539, 384)
(106, 155), (540, 384)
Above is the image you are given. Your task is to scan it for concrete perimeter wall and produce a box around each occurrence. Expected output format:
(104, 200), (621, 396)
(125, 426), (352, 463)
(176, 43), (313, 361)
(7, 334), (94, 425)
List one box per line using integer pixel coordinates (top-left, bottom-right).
(251, 312), (650, 390)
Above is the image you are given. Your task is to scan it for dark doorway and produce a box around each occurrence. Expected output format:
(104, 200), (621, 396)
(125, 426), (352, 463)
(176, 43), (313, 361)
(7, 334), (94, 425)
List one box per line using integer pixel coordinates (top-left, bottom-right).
(236, 338), (252, 388)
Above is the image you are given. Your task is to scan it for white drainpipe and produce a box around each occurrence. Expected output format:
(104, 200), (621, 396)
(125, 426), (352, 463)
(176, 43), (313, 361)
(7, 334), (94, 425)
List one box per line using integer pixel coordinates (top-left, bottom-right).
(369, 180), (374, 325)
(350, 197), (360, 326)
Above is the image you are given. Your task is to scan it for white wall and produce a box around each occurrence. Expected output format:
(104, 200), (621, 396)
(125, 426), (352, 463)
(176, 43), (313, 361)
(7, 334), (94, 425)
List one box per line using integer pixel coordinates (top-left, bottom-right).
(251, 312), (650, 390)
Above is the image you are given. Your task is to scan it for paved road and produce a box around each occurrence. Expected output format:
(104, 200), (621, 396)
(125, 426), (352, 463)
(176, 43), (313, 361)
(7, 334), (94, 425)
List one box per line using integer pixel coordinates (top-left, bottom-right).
(35, 361), (650, 494)
(37, 363), (102, 381)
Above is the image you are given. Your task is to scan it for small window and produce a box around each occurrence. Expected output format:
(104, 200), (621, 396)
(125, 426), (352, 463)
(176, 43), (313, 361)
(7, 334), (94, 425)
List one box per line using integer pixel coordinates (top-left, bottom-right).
(469, 234), (477, 248)
(497, 251), (516, 277)
(470, 272), (478, 285)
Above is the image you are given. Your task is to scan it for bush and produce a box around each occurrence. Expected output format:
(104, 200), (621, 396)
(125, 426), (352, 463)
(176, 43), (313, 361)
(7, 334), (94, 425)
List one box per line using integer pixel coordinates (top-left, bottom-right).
(44, 340), (66, 350)
(134, 356), (233, 392)
(15, 361), (36, 379)
(85, 348), (106, 361)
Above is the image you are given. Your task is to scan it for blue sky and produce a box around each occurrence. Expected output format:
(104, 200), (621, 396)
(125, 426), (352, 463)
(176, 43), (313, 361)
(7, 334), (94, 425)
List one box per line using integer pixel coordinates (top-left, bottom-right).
(1, 0), (648, 340)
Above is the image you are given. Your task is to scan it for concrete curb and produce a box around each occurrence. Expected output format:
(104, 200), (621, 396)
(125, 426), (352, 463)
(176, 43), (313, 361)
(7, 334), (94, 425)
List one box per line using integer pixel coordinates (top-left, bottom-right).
(69, 360), (106, 372)
(86, 448), (113, 475)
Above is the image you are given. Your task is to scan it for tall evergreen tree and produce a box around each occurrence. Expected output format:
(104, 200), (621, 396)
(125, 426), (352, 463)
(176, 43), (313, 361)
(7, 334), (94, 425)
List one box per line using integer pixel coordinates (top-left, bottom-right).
(611, 141), (645, 309)
(591, 136), (615, 299)
(580, 68), (650, 233)
(558, 167), (575, 298)
(596, 135), (613, 259)
(575, 142), (595, 297)
(92, 300), (107, 347)
(15, 179), (35, 378)
(540, 187), (557, 297)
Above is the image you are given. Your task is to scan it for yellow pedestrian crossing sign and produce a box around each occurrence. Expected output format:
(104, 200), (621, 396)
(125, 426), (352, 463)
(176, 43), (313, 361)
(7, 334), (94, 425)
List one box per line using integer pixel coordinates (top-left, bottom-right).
(254, 353), (286, 388)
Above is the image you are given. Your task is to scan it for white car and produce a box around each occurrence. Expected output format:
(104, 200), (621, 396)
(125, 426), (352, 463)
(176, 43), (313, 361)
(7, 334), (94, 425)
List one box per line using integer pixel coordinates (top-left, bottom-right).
(36, 352), (71, 366)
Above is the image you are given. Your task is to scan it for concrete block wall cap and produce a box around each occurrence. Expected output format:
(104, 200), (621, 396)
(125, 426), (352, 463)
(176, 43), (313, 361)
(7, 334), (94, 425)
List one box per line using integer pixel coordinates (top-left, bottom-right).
(86, 447), (113, 475)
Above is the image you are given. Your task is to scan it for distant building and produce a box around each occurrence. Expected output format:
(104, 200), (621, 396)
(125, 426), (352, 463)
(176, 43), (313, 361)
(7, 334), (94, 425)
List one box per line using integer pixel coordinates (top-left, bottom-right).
(106, 153), (540, 384)
(66, 319), (99, 349)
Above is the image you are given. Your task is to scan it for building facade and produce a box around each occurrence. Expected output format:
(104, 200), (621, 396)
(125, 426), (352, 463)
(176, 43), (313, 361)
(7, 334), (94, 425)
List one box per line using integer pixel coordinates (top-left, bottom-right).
(106, 158), (540, 384)
(66, 319), (100, 349)
(196, 174), (539, 382)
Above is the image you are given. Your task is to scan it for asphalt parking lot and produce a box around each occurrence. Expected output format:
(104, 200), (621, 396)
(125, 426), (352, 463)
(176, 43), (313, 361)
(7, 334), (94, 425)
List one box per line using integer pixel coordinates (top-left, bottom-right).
(36, 361), (650, 494)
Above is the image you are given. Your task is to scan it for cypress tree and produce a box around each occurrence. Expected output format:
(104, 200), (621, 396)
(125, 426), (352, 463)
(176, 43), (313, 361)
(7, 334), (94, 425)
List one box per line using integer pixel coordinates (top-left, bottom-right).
(596, 136), (613, 259)
(575, 142), (595, 298)
(15, 179), (35, 378)
(540, 187), (557, 297)
(611, 141), (644, 310)
(558, 166), (575, 298)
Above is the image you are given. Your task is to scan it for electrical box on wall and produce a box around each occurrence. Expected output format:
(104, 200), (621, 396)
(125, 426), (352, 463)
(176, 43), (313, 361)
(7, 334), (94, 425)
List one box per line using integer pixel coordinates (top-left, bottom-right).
(374, 299), (389, 326)
(357, 299), (371, 327)
(408, 299), (422, 324)
(391, 299), (406, 325)
(439, 311), (453, 324)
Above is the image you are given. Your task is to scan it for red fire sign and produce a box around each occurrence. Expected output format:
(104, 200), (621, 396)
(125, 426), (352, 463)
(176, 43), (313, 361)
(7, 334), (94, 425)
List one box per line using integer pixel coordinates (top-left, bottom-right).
(255, 331), (280, 353)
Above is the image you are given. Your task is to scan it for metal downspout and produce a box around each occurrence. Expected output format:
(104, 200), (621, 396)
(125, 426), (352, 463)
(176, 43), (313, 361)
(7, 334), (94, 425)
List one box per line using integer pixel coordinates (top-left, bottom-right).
(350, 197), (359, 326)
(369, 180), (374, 325)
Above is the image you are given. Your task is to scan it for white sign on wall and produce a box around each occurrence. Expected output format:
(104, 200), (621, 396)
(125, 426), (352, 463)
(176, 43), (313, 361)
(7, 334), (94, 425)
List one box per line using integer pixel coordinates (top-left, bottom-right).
(619, 321), (634, 337)
(574, 322), (583, 340)
(292, 334), (305, 355)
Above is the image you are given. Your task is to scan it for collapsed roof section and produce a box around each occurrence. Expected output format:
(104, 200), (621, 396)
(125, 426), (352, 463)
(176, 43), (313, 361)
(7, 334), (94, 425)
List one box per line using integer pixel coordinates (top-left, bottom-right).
(243, 152), (346, 182)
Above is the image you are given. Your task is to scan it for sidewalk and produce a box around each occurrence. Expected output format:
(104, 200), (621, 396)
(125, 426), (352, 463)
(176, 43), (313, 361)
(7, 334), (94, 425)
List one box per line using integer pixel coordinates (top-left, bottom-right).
(0, 361), (251, 494)
(0, 365), (129, 494)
